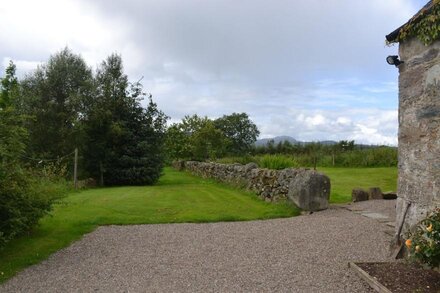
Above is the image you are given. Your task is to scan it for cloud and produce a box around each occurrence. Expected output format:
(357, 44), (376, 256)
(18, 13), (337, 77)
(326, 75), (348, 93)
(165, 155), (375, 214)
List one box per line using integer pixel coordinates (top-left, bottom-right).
(0, 0), (424, 145)
(82, 0), (417, 81)
(259, 108), (398, 145)
(0, 0), (129, 75)
(2, 58), (42, 76)
(146, 75), (399, 145)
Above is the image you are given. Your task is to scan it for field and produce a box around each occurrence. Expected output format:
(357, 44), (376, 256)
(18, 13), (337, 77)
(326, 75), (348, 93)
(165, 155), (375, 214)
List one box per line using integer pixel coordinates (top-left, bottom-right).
(321, 167), (398, 203)
(0, 168), (297, 283)
(0, 166), (397, 283)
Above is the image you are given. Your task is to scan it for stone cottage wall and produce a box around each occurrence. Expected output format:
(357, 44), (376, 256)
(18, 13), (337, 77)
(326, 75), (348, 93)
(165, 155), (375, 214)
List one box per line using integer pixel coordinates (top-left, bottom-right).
(173, 161), (331, 211)
(397, 36), (440, 233)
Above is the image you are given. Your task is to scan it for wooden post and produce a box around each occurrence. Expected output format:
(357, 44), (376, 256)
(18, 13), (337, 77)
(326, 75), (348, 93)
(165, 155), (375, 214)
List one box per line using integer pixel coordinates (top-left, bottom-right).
(73, 148), (78, 189)
(99, 161), (104, 186)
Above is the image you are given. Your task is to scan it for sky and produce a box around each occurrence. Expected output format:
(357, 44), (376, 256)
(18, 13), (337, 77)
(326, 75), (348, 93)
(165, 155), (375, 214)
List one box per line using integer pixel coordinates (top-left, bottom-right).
(0, 0), (430, 145)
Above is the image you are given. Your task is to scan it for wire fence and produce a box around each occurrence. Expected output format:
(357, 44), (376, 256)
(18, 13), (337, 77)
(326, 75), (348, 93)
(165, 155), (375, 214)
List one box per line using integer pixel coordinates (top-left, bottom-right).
(20, 150), (76, 163)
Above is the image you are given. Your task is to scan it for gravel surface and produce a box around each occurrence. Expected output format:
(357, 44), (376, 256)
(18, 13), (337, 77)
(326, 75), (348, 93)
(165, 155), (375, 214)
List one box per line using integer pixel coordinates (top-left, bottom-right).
(1, 200), (395, 293)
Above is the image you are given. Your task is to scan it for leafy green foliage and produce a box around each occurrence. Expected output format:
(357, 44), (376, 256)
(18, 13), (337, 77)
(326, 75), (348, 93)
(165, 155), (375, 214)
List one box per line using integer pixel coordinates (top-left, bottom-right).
(218, 146), (397, 169)
(215, 155), (256, 165)
(20, 48), (93, 160)
(393, 1), (440, 45)
(165, 113), (259, 161)
(0, 61), (19, 109)
(83, 54), (168, 185)
(214, 112), (260, 155)
(164, 114), (212, 161)
(253, 141), (397, 168)
(406, 208), (440, 268)
(190, 120), (230, 160)
(164, 123), (192, 160)
(0, 167), (298, 283)
(0, 62), (68, 249)
(256, 154), (299, 170)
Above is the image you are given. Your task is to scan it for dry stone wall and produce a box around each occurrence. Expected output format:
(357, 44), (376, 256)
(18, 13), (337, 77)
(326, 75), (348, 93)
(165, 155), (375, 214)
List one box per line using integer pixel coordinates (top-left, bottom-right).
(173, 161), (331, 211)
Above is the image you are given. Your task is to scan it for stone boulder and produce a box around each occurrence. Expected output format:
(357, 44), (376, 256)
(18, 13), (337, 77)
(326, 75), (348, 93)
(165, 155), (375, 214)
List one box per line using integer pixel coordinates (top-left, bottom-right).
(287, 170), (330, 211)
(368, 187), (383, 200)
(352, 188), (369, 202)
(244, 162), (258, 172)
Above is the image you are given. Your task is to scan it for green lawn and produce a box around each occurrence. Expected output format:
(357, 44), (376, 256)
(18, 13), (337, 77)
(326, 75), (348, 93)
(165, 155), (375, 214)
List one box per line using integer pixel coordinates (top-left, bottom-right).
(0, 168), (298, 283)
(318, 167), (398, 203)
(0, 166), (397, 283)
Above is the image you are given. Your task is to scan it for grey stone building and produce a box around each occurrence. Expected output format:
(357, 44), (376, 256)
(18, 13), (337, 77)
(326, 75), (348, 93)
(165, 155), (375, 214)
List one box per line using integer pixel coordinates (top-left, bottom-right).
(386, 0), (440, 235)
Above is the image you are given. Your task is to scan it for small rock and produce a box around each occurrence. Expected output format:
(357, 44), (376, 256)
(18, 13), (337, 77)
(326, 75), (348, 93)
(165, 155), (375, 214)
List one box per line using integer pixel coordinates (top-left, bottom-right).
(352, 188), (369, 202)
(368, 187), (383, 200)
(383, 192), (397, 200)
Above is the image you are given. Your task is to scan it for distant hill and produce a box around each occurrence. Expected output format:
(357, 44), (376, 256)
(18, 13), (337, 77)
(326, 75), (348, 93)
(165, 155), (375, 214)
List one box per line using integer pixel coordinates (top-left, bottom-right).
(255, 136), (298, 146)
(255, 136), (338, 146)
(254, 137), (396, 148)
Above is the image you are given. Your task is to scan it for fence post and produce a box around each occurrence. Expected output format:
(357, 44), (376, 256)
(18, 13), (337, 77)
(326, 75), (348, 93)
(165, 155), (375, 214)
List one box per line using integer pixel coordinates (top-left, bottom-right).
(74, 148), (78, 189)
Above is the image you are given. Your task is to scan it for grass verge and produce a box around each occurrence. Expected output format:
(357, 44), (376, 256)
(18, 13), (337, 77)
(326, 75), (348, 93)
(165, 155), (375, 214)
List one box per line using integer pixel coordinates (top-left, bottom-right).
(318, 167), (398, 203)
(0, 167), (298, 283)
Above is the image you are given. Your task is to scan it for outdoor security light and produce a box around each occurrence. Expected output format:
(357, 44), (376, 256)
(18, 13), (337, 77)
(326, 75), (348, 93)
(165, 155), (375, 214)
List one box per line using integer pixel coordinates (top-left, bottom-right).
(386, 55), (403, 67)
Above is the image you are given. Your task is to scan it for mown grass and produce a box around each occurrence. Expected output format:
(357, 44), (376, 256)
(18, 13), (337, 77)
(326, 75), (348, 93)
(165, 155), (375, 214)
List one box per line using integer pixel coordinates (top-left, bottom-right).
(319, 167), (398, 203)
(217, 156), (397, 204)
(0, 167), (298, 283)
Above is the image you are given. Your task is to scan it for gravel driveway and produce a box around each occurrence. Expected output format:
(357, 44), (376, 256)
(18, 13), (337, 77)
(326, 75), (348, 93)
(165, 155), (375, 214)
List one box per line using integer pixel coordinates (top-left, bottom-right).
(1, 200), (395, 292)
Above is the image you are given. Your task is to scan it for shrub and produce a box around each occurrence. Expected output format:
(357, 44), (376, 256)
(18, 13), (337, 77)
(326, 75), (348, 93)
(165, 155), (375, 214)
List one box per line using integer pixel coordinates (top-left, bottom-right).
(257, 154), (298, 170)
(215, 146), (397, 169)
(0, 60), (69, 249)
(215, 155), (255, 165)
(0, 164), (69, 249)
(405, 208), (440, 268)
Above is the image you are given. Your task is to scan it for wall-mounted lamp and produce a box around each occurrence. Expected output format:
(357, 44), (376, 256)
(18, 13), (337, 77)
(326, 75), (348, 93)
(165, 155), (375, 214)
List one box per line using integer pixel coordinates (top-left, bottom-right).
(386, 55), (403, 67)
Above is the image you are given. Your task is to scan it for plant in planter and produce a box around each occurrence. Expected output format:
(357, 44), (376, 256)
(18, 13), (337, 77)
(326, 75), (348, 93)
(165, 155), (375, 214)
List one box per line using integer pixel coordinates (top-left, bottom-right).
(406, 207), (440, 269)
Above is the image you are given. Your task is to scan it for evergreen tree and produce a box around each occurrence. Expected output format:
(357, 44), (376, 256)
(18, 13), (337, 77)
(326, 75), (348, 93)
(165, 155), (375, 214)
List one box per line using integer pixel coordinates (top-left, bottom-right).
(83, 54), (168, 185)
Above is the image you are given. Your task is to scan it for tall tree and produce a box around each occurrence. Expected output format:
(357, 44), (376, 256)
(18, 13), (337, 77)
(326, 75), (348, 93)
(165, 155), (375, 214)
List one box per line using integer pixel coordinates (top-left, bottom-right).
(214, 112), (260, 155)
(83, 54), (168, 185)
(0, 61), (19, 109)
(190, 121), (230, 160)
(164, 123), (192, 160)
(0, 61), (26, 161)
(164, 114), (230, 161)
(164, 114), (210, 161)
(180, 114), (210, 135)
(20, 47), (93, 159)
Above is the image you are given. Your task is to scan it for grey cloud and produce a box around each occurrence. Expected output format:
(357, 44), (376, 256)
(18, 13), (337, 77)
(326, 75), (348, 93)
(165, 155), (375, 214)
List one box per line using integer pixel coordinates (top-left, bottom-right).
(86, 0), (416, 83)
(2, 0), (423, 145)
